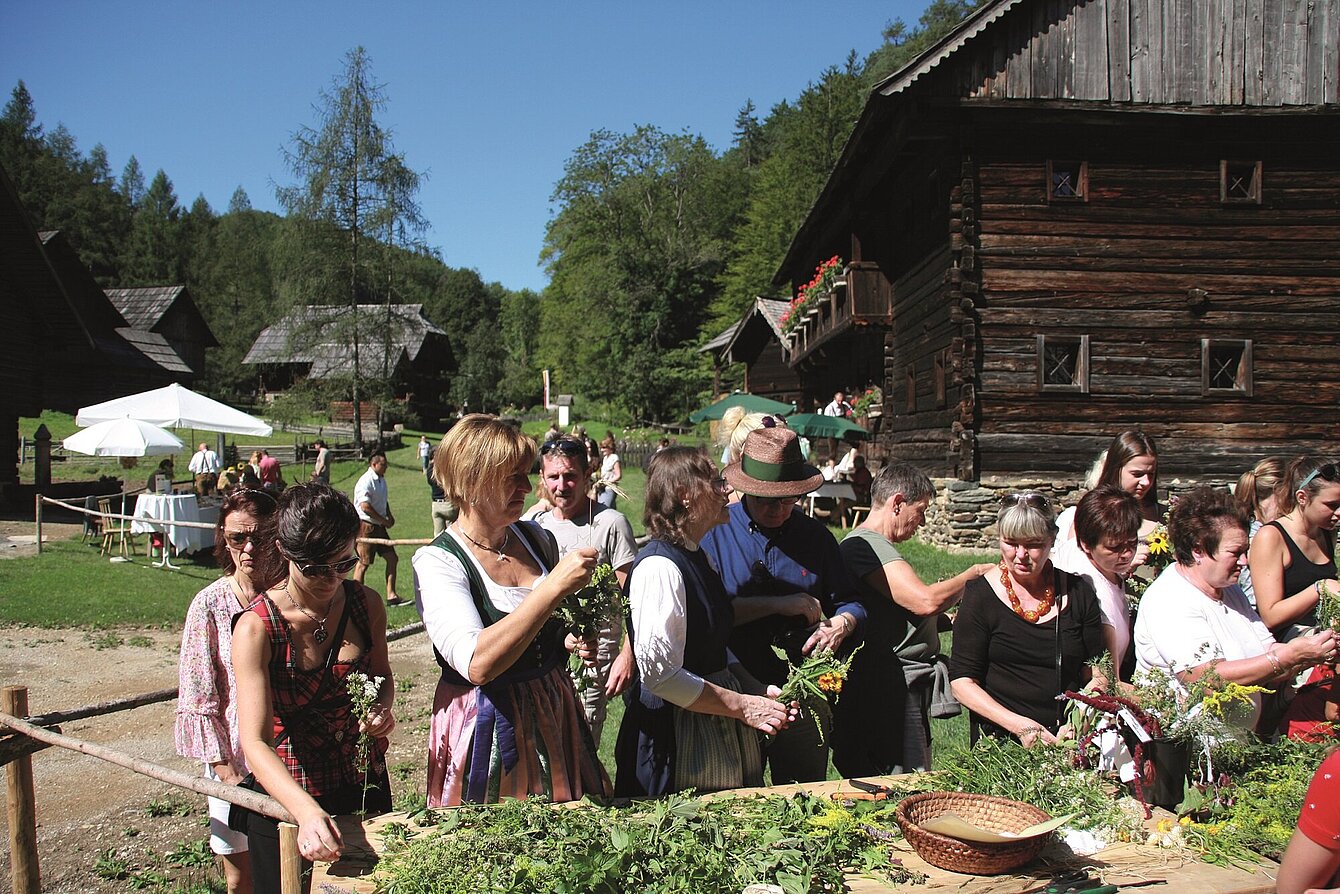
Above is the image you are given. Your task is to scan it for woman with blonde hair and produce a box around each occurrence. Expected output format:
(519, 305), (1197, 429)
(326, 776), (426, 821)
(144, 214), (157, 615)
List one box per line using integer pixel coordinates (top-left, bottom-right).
(715, 408), (785, 502)
(1249, 456), (1340, 640)
(411, 415), (609, 805)
(1234, 456), (1287, 608)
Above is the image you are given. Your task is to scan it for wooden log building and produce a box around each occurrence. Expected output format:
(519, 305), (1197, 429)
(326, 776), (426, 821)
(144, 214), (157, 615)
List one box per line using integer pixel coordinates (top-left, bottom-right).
(773, 0), (1340, 545)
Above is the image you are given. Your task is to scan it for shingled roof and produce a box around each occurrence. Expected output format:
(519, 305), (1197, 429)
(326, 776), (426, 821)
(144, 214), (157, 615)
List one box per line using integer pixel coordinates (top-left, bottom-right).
(243, 303), (447, 377)
(104, 286), (184, 330)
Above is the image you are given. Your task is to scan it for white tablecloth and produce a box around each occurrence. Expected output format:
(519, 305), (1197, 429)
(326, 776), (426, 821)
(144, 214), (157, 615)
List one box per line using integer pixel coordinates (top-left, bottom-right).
(131, 494), (217, 555)
(806, 481), (857, 517)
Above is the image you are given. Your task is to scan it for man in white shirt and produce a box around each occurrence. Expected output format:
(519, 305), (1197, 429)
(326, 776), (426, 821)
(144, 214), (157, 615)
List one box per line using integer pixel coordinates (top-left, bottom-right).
(187, 442), (220, 497)
(523, 437), (638, 742)
(823, 390), (852, 418)
(352, 452), (402, 604)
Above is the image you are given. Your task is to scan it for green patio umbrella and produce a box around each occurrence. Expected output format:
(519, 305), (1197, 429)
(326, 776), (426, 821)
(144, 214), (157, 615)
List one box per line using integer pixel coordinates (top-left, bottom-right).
(689, 392), (795, 424)
(784, 412), (870, 440)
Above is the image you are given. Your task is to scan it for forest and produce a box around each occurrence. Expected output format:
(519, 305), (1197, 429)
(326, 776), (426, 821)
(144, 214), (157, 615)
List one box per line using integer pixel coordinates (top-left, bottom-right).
(0, 2), (981, 427)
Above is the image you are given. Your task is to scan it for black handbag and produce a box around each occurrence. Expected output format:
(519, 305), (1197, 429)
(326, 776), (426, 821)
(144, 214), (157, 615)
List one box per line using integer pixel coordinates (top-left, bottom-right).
(226, 587), (353, 833)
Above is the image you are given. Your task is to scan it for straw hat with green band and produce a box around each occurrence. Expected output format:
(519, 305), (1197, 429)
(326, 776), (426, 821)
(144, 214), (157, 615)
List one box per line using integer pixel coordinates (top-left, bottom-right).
(723, 426), (824, 498)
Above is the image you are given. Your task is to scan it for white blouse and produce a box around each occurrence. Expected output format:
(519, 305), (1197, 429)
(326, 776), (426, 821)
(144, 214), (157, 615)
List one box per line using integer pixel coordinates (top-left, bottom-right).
(411, 525), (548, 679)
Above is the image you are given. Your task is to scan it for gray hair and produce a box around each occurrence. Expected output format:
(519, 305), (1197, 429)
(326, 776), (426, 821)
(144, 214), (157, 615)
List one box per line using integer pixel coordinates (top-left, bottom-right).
(870, 462), (934, 507)
(998, 492), (1058, 543)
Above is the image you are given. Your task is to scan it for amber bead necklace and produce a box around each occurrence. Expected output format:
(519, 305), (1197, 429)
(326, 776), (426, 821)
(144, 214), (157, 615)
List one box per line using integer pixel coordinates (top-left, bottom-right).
(998, 561), (1055, 622)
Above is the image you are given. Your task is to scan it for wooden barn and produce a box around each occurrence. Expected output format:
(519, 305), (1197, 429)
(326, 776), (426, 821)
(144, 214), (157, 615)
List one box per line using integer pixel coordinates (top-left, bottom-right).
(105, 286), (218, 376)
(776, 0), (1340, 544)
(243, 303), (452, 423)
(703, 298), (806, 407)
(0, 165), (198, 500)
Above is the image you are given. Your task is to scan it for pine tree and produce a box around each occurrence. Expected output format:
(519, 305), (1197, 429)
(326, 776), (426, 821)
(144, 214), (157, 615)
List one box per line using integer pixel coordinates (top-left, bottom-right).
(120, 155), (146, 207)
(227, 185), (252, 214)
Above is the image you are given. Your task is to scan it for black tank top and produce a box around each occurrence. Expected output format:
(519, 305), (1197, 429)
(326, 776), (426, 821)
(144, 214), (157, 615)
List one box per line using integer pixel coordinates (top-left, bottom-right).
(1265, 519), (1336, 631)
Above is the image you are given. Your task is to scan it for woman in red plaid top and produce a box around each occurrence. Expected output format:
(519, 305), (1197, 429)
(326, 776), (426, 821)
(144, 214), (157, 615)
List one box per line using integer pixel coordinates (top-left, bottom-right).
(235, 483), (396, 894)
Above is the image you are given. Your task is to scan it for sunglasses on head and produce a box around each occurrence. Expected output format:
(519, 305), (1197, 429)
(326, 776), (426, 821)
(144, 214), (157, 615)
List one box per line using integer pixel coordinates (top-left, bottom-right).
(1001, 491), (1050, 509)
(290, 554), (360, 577)
(539, 438), (587, 458)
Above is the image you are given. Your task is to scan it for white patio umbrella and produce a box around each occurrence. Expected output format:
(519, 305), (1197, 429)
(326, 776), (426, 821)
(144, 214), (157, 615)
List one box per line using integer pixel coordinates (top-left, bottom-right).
(63, 417), (184, 457)
(76, 383), (273, 436)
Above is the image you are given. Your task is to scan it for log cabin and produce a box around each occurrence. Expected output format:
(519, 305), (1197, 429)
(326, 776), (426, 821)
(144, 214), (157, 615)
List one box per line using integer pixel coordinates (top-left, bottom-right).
(775, 0), (1340, 546)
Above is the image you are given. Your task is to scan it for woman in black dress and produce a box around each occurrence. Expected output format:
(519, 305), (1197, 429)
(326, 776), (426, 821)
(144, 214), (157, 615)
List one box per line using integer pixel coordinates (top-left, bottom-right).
(949, 492), (1106, 746)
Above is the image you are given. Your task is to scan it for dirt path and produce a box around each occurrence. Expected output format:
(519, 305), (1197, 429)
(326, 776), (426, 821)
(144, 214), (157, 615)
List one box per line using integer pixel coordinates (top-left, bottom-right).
(0, 624), (441, 893)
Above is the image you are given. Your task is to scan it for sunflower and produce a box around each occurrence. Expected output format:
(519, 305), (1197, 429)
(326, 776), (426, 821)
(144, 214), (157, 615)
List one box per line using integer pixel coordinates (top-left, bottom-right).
(1146, 526), (1171, 556)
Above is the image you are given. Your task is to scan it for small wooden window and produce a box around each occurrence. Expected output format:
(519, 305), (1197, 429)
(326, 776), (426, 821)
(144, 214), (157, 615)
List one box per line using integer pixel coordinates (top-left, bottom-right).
(935, 348), (949, 408)
(1037, 335), (1090, 393)
(1220, 161), (1261, 204)
(1202, 339), (1253, 396)
(905, 363), (916, 413)
(1047, 161), (1087, 202)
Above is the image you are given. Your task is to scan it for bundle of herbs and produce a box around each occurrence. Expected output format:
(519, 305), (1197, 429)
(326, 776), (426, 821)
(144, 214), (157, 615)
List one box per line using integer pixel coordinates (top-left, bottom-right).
(556, 563), (624, 689)
(371, 792), (923, 894)
(776, 646), (858, 744)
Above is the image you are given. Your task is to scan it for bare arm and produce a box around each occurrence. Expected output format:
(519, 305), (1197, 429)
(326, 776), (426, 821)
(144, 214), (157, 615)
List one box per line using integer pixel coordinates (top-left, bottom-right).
(685, 673), (792, 734)
(359, 501), (392, 528)
(234, 612), (343, 863)
(467, 548), (597, 685)
(1177, 629), (1336, 688)
(603, 563), (636, 698)
(1250, 525), (1336, 629)
(873, 561), (996, 617)
(356, 585), (396, 737)
(1277, 828), (1340, 894)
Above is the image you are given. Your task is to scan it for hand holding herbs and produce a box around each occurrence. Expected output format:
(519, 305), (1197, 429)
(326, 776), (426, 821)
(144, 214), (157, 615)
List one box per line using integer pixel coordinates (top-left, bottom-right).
(556, 562), (624, 638)
(775, 647), (857, 743)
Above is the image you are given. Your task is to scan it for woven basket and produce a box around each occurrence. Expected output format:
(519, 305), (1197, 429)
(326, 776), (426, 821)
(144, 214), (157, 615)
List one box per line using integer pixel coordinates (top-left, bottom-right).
(894, 791), (1053, 875)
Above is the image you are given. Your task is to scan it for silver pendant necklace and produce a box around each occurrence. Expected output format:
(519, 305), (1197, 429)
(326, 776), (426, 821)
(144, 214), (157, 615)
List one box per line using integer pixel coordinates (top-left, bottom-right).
(455, 523), (511, 562)
(284, 583), (331, 644)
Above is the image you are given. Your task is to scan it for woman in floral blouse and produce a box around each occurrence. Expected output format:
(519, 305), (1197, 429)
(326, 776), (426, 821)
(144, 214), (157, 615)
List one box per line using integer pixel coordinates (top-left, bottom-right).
(174, 488), (277, 894)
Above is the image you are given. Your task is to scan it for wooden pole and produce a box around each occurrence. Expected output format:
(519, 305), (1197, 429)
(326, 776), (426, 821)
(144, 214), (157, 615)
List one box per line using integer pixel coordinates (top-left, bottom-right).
(279, 822), (302, 894)
(33, 494), (41, 557)
(3, 687), (40, 894)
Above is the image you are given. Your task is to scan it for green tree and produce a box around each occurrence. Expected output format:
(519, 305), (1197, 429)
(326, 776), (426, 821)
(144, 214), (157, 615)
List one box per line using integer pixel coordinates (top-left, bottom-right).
(277, 46), (425, 448)
(541, 125), (741, 422)
(119, 155), (145, 207)
(227, 185), (252, 213)
(862, 0), (987, 87)
(121, 168), (181, 284)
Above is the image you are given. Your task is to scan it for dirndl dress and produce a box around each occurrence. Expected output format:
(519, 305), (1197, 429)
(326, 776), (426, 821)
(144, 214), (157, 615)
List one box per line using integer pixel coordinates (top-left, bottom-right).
(423, 522), (610, 806)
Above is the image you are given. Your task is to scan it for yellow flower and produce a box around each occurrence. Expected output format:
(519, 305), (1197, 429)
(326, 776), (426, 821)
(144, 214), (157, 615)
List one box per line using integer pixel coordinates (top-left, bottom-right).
(1147, 528), (1171, 556)
(1157, 818), (1174, 833)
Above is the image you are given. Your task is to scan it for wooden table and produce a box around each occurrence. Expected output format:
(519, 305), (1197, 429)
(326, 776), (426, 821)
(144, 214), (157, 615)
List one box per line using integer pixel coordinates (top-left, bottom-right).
(309, 777), (1279, 893)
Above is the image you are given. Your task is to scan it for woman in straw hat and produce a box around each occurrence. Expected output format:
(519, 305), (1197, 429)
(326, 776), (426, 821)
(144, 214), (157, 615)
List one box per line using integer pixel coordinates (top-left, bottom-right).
(614, 446), (795, 796)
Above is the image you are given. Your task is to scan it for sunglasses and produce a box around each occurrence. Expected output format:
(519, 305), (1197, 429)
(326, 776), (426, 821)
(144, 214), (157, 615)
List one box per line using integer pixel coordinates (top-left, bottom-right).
(223, 530), (263, 548)
(539, 439), (587, 458)
(1001, 491), (1050, 509)
(292, 554), (360, 577)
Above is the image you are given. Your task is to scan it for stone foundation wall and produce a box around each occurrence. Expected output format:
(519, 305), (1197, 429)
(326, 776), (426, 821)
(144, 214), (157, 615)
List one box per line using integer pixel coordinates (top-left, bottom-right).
(920, 474), (1235, 551)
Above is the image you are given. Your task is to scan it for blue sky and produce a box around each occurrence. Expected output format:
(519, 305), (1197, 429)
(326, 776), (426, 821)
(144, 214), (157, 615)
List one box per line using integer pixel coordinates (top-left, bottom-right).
(1, 2), (926, 293)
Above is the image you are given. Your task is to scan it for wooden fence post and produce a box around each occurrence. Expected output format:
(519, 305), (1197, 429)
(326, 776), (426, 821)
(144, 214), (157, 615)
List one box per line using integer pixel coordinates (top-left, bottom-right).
(3, 686), (41, 894)
(279, 822), (302, 894)
(33, 495), (42, 557)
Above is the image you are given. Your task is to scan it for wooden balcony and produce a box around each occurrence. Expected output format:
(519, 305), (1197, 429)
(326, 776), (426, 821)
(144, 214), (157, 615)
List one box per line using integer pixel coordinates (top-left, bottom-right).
(786, 261), (893, 367)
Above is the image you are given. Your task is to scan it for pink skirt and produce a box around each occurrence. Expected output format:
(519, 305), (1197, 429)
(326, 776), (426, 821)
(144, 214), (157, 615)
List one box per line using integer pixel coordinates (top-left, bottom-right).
(426, 664), (611, 806)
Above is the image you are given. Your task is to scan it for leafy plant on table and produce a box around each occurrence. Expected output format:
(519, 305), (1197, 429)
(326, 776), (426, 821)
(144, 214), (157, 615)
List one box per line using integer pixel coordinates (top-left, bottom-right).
(556, 563), (624, 689)
(372, 792), (923, 894)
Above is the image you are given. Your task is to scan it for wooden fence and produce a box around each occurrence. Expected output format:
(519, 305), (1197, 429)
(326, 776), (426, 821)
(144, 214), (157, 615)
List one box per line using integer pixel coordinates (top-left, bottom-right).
(0, 620), (427, 894)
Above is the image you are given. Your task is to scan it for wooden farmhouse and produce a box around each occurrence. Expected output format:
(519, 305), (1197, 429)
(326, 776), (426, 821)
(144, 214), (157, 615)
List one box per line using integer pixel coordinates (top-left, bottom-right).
(243, 304), (452, 423)
(703, 298), (805, 407)
(105, 286), (218, 376)
(773, 0), (1340, 545)
(0, 164), (200, 502)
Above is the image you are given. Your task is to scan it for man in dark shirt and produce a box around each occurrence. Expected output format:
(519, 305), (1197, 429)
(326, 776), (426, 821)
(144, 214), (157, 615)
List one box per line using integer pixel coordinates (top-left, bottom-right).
(701, 426), (869, 784)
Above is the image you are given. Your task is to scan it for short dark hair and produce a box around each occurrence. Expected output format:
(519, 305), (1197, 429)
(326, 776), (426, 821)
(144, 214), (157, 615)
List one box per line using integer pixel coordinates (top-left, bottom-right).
(1167, 486), (1248, 565)
(369, 451), (387, 463)
(251, 483), (361, 585)
(869, 462), (933, 508)
(1073, 485), (1143, 550)
(644, 447), (715, 546)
